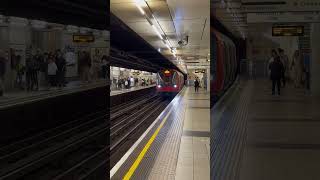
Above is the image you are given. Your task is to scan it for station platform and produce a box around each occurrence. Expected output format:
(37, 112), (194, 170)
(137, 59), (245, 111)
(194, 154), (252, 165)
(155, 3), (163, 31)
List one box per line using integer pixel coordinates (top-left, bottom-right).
(0, 80), (106, 109)
(110, 87), (210, 180)
(212, 77), (320, 180)
(110, 85), (156, 96)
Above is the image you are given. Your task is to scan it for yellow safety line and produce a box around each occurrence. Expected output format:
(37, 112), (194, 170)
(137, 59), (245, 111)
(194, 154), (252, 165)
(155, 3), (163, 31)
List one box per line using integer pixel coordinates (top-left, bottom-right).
(123, 108), (173, 180)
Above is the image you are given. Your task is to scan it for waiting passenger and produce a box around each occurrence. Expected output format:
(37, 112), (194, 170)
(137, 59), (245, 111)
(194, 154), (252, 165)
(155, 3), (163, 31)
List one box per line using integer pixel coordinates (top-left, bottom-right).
(92, 49), (101, 81)
(47, 57), (58, 89)
(14, 55), (25, 90)
(79, 51), (91, 84)
(101, 55), (108, 79)
(55, 50), (67, 88)
(268, 49), (278, 76)
(26, 56), (36, 91)
(291, 50), (304, 88)
(269, 50), (284, 95)
(194, 78), (200, 92)
(0, 50), (7, 96)
(278, 48), (289, 87)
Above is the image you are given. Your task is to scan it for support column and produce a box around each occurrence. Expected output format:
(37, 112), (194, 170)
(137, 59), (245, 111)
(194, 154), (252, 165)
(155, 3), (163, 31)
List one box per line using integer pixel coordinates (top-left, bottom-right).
(311, 23), (320, 97)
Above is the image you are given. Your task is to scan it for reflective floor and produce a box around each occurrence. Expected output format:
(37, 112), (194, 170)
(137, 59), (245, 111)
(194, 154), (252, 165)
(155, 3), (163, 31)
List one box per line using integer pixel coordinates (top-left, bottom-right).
(212, 78), (320, 180)
(175, 88), (210, 180)
(110, 87), (210, 180)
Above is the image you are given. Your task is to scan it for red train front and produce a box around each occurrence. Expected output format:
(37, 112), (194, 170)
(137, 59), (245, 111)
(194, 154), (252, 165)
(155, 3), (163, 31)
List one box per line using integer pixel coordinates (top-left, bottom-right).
(156, 69), (184, 94)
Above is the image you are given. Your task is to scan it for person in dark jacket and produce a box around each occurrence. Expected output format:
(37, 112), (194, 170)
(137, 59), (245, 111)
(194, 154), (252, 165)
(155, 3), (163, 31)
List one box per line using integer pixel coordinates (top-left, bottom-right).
(269, 50), (284, 95)
(0, 50), (7, 96)
(55, 49), (66, 88)
(194, 78), (200, 92)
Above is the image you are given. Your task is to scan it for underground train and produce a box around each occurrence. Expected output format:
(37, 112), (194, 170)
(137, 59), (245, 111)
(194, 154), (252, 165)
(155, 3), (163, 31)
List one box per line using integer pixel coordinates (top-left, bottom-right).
(156, 69), (184, 94)
(211, 28), (238, 104)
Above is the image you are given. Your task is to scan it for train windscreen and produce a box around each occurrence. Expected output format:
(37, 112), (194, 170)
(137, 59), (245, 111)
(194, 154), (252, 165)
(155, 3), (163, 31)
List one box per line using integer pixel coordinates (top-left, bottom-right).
(159, 70), (174, 85)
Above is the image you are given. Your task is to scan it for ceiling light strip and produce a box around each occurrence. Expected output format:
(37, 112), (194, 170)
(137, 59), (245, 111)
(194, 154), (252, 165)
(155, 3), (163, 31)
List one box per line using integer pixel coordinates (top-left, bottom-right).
(152, 25), (163, 39)
(134, 0), (145, 15)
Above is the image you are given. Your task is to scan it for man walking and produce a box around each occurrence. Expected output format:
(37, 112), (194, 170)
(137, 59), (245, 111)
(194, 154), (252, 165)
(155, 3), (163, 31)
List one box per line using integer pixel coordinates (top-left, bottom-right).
(269, 50), (284, 95)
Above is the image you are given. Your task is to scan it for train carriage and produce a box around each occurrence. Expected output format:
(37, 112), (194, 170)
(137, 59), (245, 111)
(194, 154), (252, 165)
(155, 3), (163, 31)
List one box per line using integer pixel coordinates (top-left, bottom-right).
(156, 69), (184, 94)
(211, 29), (238, 104)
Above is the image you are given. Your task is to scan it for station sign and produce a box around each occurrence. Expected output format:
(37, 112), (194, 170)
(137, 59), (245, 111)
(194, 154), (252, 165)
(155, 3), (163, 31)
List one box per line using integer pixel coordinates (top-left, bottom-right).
(195, 69), (206, 73)
(242, 0), (320, 12)
(272, 26), (304, 36)
(132, 72), (140, 75)
(247, 12), (320, 23)
(73, 34), (95, 43)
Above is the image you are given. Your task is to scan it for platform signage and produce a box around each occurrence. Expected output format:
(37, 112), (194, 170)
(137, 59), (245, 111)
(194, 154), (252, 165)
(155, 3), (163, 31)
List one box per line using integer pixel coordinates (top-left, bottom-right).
(195, 70), (205, 73)
(272, 26), (304, 36)
(73, 35), (95, 43)
(242, 0), (320, 12)
(247, 12), (320, 23)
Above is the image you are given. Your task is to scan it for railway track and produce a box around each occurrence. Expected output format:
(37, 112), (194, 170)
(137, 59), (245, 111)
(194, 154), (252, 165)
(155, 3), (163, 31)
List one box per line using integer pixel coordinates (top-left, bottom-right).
(0, 91), (173, 179)
(0, 109), (107, 180)
(110, 93), (173, 168)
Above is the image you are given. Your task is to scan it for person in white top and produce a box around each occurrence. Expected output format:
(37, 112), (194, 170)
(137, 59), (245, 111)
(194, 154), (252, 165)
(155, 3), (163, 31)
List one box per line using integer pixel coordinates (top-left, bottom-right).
(47, 56), (58, 88)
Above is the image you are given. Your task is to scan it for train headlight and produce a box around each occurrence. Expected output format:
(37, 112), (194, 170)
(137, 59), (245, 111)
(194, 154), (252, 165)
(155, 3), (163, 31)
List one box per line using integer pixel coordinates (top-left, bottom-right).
(174, 85), (177, 88)
(157, 85), (161, 88)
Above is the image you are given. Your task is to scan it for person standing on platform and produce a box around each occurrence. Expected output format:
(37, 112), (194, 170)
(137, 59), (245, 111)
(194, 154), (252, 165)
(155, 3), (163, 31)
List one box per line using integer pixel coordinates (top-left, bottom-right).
(269, 50), (284, 95)
(47, 56), (58, 89)
(303, 52), (310, 94)
(14, 55), (24, 90)
(92, 49), (101, 81)
(55, 50), (66, 88)
(291, 50), (303, 88)
(194, 78), (200, 92)
(278, 48), (289, 87)
(0, 50), (7, 96)
(79, 51), (91, 84)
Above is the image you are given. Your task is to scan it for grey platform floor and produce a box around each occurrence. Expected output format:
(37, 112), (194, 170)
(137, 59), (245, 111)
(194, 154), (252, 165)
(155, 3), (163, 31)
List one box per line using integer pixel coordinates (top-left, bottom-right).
(212, 78), (320, 180)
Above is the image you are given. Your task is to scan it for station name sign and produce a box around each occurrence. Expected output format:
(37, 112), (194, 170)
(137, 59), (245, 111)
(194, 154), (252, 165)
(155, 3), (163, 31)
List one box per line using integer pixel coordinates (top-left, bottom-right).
(272, 26), (304, 36)
(195, 69), (206, 73)
(73, 35), (95, 43)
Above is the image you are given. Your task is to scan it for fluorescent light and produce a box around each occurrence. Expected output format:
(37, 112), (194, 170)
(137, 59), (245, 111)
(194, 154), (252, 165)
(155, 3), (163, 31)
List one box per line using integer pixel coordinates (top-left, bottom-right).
(152, 14), (166, 36)
(172, 48), (177, 54)
(165, 44), (171, 50)
(166, 39), (173, 47)
(135, 0), (145, 15)
(152, 25), (163, 39)
(158, 48), (161, 52)
(164, 42), (171, 50)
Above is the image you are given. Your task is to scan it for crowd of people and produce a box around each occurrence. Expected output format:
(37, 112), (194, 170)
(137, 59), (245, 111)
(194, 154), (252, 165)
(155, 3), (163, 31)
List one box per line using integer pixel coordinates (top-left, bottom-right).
(112, 76), (154, 90)
(0, 48), (108, 97)
(268, 48), (309, 95)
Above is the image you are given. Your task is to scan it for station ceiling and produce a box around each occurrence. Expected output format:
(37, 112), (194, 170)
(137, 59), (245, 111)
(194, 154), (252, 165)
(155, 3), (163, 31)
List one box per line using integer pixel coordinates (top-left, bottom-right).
(0, 0), (109, 30)
(111, 0), (210, 73)
(213, 0), (320, 39)
(111, 13), (180, 73)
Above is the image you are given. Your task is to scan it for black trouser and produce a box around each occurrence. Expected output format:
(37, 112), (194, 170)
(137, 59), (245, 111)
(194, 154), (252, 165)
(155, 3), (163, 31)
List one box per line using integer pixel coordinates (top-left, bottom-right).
(48, 75), (56, 86)
(305, 71), (310, 90)
(195, 86), (199, 92)
(57, 70), (65, 87)
(26, 70), (38, 90)
(282, 70), (286, 87)
(272, 78), (281, 95)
